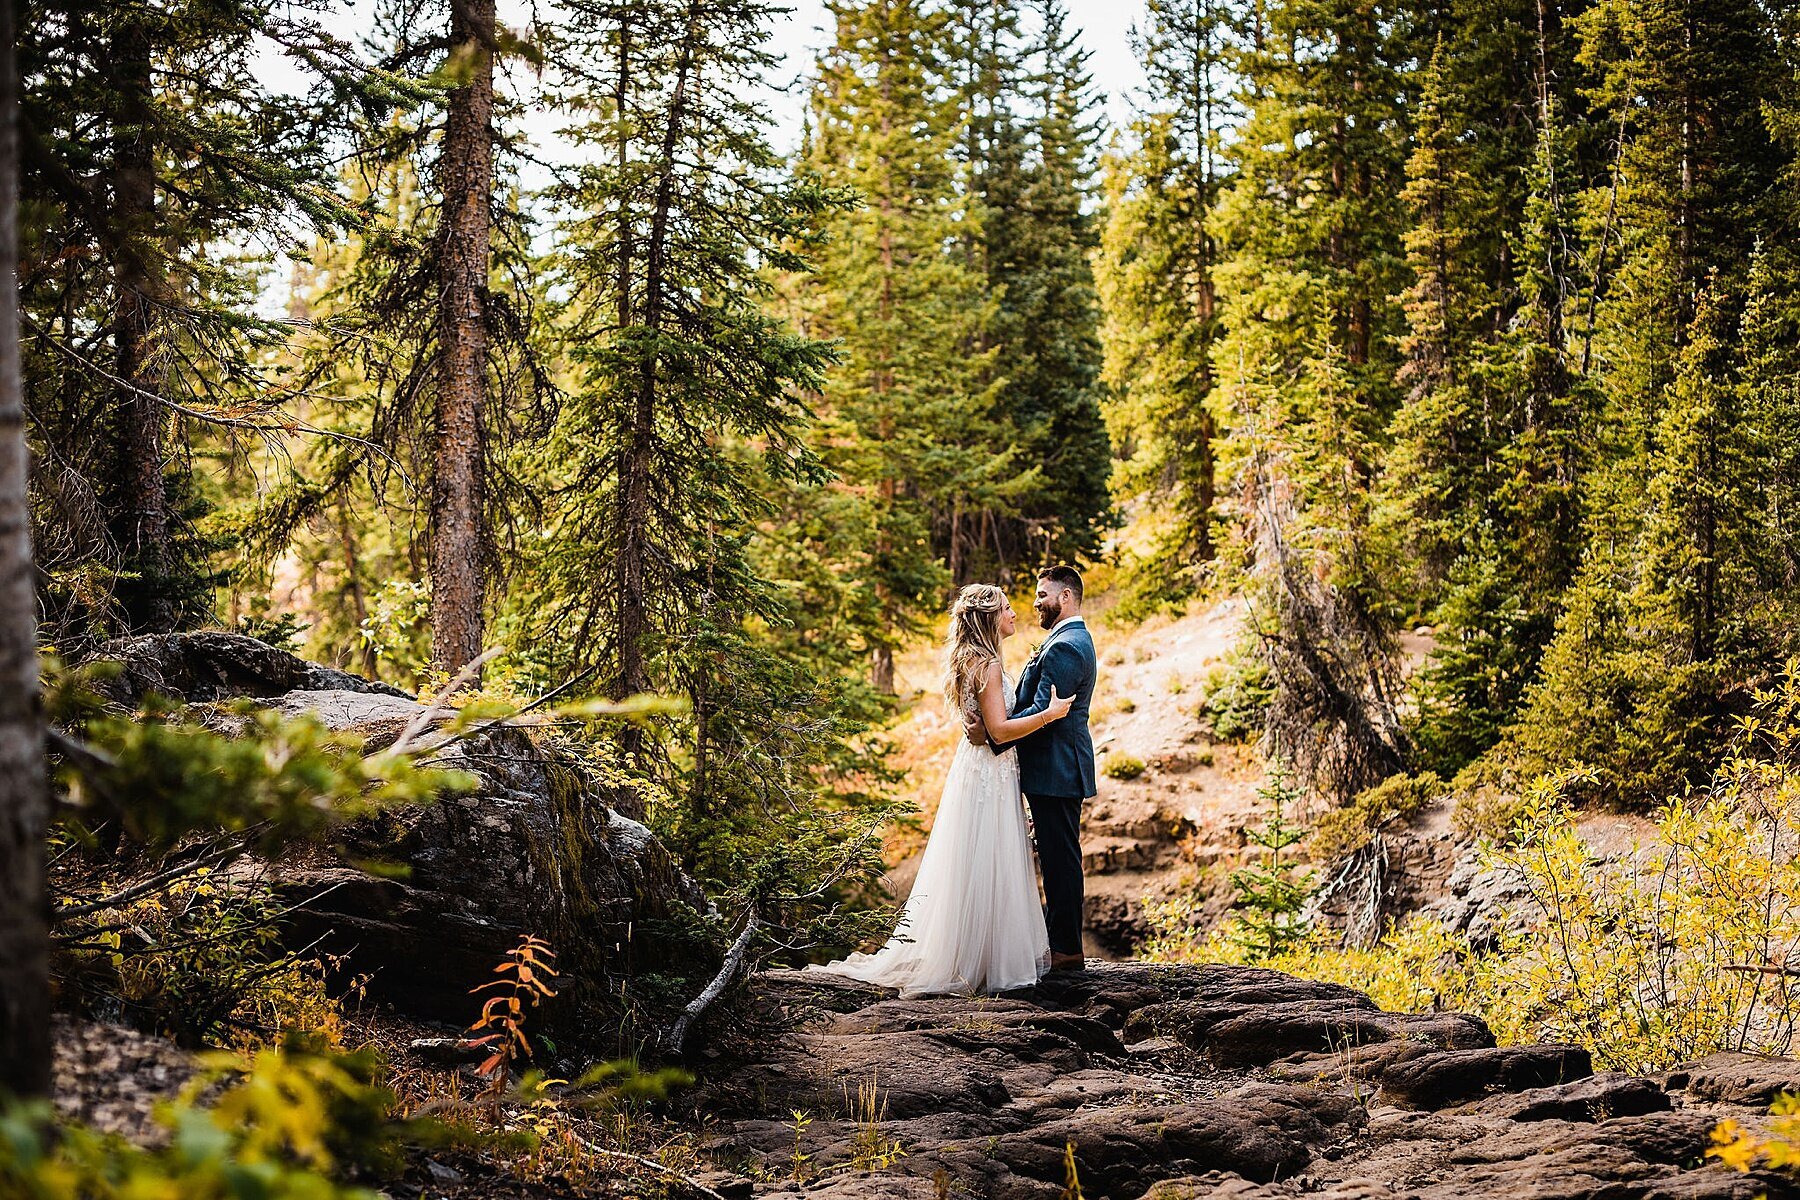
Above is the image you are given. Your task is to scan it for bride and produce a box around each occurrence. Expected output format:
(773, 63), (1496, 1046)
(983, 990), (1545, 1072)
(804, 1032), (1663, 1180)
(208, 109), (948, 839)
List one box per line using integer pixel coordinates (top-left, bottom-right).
(812, 584), (1074, 997)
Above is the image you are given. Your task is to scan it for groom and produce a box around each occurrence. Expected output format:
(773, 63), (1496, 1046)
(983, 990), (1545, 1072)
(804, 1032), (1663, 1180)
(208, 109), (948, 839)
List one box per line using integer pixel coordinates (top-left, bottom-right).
(970, 565), (1097, 972)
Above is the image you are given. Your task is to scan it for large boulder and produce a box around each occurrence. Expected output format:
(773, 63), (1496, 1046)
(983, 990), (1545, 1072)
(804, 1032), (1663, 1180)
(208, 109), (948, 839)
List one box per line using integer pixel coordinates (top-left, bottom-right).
(90, 632), (708, 1044)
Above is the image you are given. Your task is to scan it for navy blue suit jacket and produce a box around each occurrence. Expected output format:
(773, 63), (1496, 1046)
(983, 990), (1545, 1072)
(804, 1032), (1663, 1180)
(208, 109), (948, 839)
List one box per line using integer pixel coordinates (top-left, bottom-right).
(997, 618), (1097, 799)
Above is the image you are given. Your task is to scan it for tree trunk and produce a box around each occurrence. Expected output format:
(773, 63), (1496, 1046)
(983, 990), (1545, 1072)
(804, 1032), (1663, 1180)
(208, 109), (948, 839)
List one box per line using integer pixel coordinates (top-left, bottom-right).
(430, 0), (496, 679)
(1190, 21), (1218, 566)
(871, 644), (895, 695)
(870, 93), (898, 697)
(616, 3), (697, 702)
(110, 17), (172, 632)
(0, 0), (50, 1097)
(337, 497), (379, 677)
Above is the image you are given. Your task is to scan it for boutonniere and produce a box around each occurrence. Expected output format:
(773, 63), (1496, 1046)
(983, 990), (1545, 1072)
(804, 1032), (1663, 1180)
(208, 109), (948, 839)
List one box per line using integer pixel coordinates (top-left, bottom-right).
(1026, 641), (1045, 668)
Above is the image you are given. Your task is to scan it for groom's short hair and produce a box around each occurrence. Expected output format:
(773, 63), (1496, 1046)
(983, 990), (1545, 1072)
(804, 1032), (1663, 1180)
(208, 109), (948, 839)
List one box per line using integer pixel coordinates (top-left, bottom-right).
(1039, 565), (1083, 600)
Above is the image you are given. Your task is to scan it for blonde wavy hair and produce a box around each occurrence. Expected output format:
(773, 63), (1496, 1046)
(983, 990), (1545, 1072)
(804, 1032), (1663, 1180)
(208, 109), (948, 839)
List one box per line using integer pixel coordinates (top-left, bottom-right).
(943, 584), (1008, 713)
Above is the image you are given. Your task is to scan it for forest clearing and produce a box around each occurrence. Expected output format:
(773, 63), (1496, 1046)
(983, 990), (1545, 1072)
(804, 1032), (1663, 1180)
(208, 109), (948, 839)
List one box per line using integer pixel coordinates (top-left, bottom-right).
(4, 0), (1800, 1196)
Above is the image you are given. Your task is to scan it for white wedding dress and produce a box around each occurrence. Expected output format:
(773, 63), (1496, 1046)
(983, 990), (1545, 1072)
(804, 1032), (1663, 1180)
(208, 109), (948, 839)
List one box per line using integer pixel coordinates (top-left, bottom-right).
(811, 675), (1051, 997)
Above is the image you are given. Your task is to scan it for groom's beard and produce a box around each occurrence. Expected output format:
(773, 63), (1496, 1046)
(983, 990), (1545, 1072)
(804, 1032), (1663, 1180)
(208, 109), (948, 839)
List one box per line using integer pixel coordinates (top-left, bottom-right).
(1036, 603), (1060, 630)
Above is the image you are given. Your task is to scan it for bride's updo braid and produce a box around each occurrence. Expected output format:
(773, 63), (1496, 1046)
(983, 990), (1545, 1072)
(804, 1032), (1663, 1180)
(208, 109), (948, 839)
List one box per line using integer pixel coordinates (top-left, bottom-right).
(944, 584), (1008, 713)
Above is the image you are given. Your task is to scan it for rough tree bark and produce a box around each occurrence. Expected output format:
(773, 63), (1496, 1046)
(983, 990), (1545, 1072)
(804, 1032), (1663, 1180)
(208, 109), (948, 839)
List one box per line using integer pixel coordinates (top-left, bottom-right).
(430, 0), (495, 679)
(868, 78), (898, 697)
(110, 16), (173, 633)
(0, 0), (51, 1097)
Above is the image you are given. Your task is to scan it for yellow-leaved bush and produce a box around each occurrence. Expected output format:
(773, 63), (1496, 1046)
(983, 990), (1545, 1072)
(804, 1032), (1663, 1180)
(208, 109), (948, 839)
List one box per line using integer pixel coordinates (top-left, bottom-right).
(1712, 1093), (1800, 1175)
(0, 1040), (401, 1200)
(1144, 658), (1800, 1074)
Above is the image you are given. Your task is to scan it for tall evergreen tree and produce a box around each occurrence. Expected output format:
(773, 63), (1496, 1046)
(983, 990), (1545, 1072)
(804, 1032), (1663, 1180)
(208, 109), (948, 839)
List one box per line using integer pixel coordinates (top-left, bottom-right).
(19, 0), (376, 641)
(1094, 0), (1237, 613)
(1380, 5), (1591, 773)
(952, 0), (1111, 572)
(512, 0), (860, 834)
(1207, 0), (1416, 798)
(430, 0), (500, 677)
(1495, 0), (1789, 800)
(803, 0), (1018, 692)
(317, 0), (553, 684)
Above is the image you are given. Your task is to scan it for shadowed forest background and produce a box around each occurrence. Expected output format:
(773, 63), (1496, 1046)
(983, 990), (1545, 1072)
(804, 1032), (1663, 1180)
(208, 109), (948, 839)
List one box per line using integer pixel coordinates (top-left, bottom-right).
(5, 0), (1800, 1193)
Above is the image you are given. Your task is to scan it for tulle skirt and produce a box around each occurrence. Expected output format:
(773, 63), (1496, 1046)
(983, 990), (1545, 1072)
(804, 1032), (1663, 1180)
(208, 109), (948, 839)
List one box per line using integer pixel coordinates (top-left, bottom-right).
(810, 739), (1050, 998)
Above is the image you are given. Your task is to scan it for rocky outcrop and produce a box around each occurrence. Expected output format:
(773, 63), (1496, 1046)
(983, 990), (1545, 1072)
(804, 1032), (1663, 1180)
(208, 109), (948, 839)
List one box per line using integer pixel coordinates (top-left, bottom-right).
(88, 632), (707, 1042)
(691, 963), (1800, 1200)
(265, 702), (708, 1033)
(95, 631), (412, 705)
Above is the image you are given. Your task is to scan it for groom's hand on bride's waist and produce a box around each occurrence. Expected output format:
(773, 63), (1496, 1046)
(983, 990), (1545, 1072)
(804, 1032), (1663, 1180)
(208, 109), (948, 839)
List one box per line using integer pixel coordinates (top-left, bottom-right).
(963, 714), (987, 746)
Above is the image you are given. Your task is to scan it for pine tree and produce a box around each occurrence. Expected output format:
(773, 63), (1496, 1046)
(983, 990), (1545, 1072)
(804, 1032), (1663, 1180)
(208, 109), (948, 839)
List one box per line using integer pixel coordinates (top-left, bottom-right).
(1229, 764), (1313, 961)
(1094, 0), (1237, 613)
(316, 0), (553, 684)
(429, 0), (500, 677)
(1383, 10), (1589, 773)
(230, 168), (441, 685)
(954, 0), (1111, 571)
(510, 0), (862, 836)
(1738, 244), (1800, 603)
(1208, 0), (1415, 798)
(803, 0), (1019, 692)
(19, 0), (400, 641)
(1493, 0), (1789, 800)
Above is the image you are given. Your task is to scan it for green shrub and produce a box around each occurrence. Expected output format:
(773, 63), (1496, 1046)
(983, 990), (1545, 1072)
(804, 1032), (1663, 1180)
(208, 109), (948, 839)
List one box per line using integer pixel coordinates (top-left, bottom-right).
(1102, 752), (1147, 781)
(60, 876), (349, 1050)
(1194, 644), (1273, 743)
(358, 578), (433, 690)
(1310, 772), (1442, 862)
(1448, 780), (1534, 844)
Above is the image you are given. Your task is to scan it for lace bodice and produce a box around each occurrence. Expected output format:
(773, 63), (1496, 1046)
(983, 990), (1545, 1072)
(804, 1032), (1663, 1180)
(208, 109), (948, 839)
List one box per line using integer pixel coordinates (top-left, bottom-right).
(959, 668), (1016, 721)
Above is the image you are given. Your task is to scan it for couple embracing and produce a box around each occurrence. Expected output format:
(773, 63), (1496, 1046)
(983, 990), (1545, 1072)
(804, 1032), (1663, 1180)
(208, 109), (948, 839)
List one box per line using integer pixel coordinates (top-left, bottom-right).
(816, 566), (1098, 997)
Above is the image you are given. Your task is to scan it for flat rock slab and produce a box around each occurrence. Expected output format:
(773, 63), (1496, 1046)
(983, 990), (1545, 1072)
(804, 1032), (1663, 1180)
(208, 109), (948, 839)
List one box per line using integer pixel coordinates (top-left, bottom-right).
(697, 964), (1800, 1200)
(1669, 1053), (1800, 1107)
(1380, 1044), (1593, 1109)
(1464, 1072), (1673, 1123)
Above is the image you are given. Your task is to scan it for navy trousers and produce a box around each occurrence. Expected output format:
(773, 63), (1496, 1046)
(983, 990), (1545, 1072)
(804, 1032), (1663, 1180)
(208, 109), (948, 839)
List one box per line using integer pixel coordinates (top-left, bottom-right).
(1027, 792), (1084, 956)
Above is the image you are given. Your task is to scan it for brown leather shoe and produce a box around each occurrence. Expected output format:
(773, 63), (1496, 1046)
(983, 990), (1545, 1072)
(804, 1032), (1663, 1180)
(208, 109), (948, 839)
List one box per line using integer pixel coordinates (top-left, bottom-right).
(1049, 952), (1086, 972)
